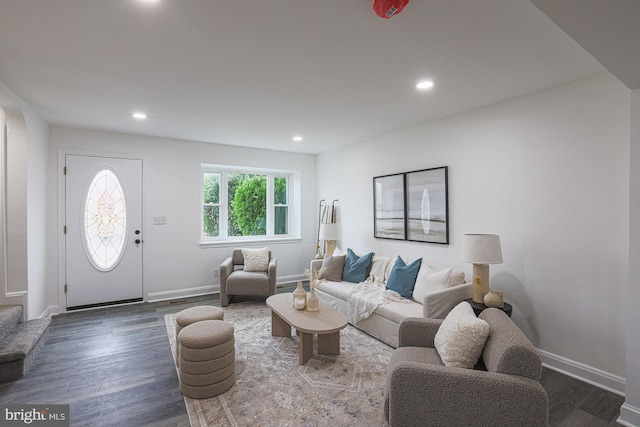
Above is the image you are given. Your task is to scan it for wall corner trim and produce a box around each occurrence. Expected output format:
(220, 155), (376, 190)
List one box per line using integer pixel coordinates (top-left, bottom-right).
(618, 403), (640, 427)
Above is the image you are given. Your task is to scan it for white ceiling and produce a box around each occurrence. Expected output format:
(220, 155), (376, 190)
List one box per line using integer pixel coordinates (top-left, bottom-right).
(531, 0), (640, 91)
(0, 0), (613, 154)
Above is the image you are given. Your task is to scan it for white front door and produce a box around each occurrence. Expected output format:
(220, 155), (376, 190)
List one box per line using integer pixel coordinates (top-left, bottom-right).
(65, 155), (143, 309)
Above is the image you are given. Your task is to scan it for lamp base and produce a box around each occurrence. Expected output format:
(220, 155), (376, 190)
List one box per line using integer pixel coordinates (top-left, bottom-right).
(472, 263), (490, 303)
(324, 240), (336, 257)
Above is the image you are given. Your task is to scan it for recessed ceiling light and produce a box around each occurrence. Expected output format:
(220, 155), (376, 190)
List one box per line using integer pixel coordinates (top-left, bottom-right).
(416, 80), (435, 90)
(132, 112), (147, 120)
(292, 135), (303, 142)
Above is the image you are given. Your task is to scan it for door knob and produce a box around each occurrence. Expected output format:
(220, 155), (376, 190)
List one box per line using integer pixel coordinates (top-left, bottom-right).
(135, 239), (141, 244)
(135, 230), (141, 235)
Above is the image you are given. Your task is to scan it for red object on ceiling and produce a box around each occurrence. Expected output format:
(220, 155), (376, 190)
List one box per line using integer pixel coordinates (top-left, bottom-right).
(373, 0), (409, 19)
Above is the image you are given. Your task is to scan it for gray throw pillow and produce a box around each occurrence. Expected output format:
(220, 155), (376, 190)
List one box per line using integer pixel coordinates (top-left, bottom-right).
(320, 255), (346, 282)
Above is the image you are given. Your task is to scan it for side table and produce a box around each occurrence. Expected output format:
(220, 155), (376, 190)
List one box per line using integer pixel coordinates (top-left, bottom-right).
(464, 298), (513, 318)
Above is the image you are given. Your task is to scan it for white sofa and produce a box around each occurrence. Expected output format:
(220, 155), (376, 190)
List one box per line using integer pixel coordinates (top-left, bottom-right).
(310, 254), (472, 348)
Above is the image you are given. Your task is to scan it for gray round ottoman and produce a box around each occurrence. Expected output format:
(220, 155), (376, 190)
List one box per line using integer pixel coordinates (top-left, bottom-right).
(175, 305), (224, 338)
(177, 319), (235, 399)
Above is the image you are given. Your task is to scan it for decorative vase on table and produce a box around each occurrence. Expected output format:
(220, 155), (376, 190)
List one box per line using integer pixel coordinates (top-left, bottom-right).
(303, 266), (324, 312)
(292, 281), (307, 310)
(306, 287), (319, 312)
(483, 290), (504, 308)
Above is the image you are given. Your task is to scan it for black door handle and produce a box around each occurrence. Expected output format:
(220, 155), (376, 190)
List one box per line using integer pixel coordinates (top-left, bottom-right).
(135, 239), (142, 244)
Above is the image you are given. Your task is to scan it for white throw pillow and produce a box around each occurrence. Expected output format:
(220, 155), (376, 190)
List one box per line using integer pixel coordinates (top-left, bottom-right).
(426, 265), (466, 286)
(428, 265), (466, 286)
(368, 255), (394, 283)
(412, 265), (452, 303)
(434, 301), (490, 369)
(242, 247), (270, 272)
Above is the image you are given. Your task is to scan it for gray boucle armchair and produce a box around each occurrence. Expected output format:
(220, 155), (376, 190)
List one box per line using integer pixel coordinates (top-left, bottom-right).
(219, 248), (277, 307)
(384, 308), (548, 427)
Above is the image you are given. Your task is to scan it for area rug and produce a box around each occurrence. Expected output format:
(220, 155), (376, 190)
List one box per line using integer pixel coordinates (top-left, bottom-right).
(164, 301), (393, 427)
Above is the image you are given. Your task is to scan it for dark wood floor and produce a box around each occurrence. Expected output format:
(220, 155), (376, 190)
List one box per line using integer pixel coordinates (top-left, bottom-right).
(0, 287), (626, 427)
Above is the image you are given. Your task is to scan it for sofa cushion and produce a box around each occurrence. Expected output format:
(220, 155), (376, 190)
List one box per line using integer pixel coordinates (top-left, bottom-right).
(434, 301), (490, 369)
(386, 257), (422, 299)
(368, 255), (395, 283)
(427, 265), (466, 286)
(342, 249), (374, 283)
(316, 279), (423, 324)
(315, 280), (355, 301)
(389, 345), (444, 367)
(242, 247), (269, 272)
(226, 270), (270, 293)
(373, 300), (424, 324)
(319, 255), (346, 282)
(412, 266), (451, 303)
(412, 265), (467, 304)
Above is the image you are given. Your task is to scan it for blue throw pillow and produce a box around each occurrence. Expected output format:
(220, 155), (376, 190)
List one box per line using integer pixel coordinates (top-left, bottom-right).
(342, 249), (374, 283)
(386, 256), (423, 299)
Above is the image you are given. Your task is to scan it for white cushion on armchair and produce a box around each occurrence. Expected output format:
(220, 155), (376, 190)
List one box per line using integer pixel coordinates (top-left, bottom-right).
(434, 301), (490, 368)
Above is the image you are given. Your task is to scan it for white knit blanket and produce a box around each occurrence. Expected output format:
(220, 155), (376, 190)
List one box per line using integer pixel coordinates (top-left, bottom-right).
(346, 281), (407, 324)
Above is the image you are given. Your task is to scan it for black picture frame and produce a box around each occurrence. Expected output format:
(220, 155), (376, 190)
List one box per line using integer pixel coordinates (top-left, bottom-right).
(373, 173), (406, 240)
(405, 167), (449, 244)
(373, 166), (449, 244)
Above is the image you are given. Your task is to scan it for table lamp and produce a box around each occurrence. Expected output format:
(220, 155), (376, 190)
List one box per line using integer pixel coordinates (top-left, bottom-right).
(461, 234), (503, 303)
(319, 223), (341, 257)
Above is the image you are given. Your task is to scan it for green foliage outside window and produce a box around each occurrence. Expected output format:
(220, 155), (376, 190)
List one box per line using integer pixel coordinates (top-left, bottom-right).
(274, 176), (288, 235)
(232, 175), (267, 236)
(203, 173), (219, 237)
(203, 170), (289, 238)
(227, 173), (248, 236)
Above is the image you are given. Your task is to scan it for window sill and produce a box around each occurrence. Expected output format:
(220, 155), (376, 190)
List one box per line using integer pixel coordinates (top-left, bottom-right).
(199, 237), (302, 249)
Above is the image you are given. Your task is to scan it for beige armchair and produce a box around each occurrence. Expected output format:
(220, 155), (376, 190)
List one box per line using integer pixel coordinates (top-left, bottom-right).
(384, 308), (548, 427)
(219, 248), (276, 307)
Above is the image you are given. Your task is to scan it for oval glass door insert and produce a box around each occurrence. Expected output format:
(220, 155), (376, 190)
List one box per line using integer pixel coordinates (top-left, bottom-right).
(83, 169), (127, 271)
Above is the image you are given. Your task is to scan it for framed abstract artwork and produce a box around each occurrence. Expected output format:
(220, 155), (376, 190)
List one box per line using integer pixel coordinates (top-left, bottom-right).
(373, 173), (405, 240)
(406, 166), (449, 244)
(373, 166), (449, 244)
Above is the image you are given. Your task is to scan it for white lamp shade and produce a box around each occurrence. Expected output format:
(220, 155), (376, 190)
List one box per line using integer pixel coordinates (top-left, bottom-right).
(319, 223), (341, 241)
(461, 234), (503, 264)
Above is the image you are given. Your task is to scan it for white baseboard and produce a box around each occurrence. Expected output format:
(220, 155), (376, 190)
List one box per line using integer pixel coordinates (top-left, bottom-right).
(276, 274), (306, 285)
(539, 349), (625, 396)
(49, 275), (307, 310)
(147, 285), (218, 303)
(41, 305), (60, 318)
(618, 402), (640, 426)
(145, 275), (305, 304)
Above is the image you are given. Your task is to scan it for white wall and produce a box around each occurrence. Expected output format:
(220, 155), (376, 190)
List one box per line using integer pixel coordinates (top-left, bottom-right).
(1, 89), (28, 298)
(25, 108), (50, 319)
(316, 73), (630, 391)
(49, 128), (316, 309)
(0, 81), (51, 319)
(619, 88), (640, 426)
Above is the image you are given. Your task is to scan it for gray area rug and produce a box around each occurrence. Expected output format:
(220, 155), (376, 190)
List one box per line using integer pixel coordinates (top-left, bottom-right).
(164, 300), (392, 427)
